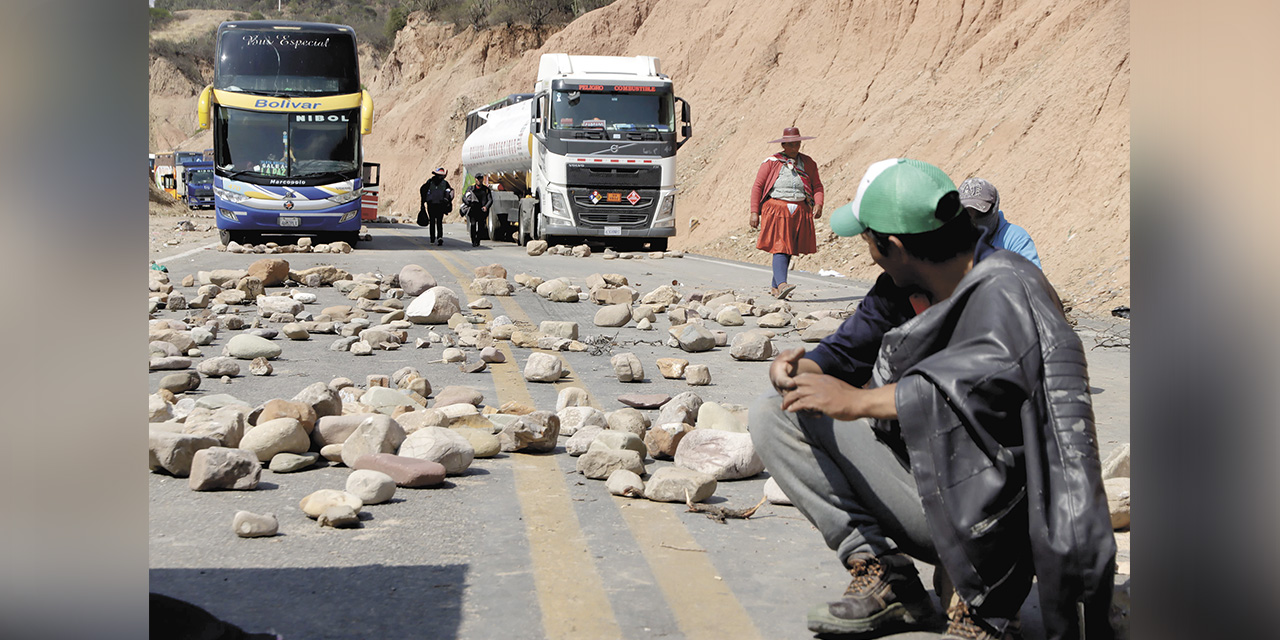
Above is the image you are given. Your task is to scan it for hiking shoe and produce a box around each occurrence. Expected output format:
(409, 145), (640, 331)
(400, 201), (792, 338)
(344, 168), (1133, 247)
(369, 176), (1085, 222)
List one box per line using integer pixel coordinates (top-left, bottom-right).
(776, 282), (797, 299)
(806, 552), (941, 636)
(942, 597), (1018, 640)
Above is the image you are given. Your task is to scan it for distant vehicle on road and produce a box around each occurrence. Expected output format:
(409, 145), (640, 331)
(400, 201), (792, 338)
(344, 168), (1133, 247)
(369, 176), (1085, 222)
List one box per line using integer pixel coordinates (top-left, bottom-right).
(460, 54), (692, 250)
(181, 161), (215, 210)
(197, 20), (376, 247)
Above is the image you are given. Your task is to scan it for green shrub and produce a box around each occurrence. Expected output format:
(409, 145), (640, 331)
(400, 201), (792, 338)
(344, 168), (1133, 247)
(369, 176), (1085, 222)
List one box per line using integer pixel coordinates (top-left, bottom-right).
(149, 7), (175, 29)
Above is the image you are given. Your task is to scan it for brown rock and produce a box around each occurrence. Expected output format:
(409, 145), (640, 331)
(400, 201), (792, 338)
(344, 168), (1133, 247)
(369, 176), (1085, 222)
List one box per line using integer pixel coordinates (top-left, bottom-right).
(351, 453), (447, 488)
(473, 263), (508, 279)
(258, 399), (318, 434)
(247, 258), (290, 287)
(656, 358), (690, 379)
(645, 423), (693, 460)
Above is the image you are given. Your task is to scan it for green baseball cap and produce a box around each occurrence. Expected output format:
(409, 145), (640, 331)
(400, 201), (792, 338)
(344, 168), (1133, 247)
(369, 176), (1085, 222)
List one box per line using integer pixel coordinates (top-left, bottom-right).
(830, 158), (962, 237)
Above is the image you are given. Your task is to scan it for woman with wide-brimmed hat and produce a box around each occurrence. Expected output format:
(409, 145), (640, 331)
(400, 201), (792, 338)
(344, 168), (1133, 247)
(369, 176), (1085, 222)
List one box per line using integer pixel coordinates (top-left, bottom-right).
(750, 126), (825, 299)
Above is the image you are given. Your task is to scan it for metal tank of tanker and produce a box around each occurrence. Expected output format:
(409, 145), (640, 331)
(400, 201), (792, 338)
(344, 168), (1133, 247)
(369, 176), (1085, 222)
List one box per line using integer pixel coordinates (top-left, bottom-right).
(460, 100), (532, 177)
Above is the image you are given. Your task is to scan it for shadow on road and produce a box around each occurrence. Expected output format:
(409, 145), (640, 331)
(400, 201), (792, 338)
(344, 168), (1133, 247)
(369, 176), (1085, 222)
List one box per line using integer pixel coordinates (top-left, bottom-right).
(151, 563), (468, 639)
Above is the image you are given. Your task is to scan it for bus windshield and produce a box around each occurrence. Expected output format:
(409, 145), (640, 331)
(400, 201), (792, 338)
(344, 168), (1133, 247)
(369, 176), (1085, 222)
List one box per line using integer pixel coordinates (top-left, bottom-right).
(550, 90), (674, 132)
(215, 107), (359, 179)
(215, 28), (359, 95)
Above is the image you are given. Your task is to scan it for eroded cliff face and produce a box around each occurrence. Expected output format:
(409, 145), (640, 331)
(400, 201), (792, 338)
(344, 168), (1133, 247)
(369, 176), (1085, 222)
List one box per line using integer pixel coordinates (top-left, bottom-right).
(151, 0), (1129, 313)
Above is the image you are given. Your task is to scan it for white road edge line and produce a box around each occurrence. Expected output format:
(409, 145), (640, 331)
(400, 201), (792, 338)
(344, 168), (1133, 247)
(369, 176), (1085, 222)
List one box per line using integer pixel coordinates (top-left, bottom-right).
(683, 253), (855, 287)
(155, 242), (219, 265)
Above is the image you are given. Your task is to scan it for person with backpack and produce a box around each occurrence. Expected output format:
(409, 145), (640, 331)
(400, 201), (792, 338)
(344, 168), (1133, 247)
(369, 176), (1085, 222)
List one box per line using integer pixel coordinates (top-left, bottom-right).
(461, 175), (493, 247)
(419, 167), (454, 246)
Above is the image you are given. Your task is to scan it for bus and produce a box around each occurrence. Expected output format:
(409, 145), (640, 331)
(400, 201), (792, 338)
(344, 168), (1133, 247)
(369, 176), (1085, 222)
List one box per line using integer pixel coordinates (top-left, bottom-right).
(197, 20), (375, 247)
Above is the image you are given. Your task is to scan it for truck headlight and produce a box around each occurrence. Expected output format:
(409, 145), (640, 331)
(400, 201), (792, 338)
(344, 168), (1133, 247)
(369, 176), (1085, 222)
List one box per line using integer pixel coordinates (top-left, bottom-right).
(215, 186), (248, 204)
(329, 189), (361, 205)
(653, 194), (675, 228)
(546, 192), (572, 226)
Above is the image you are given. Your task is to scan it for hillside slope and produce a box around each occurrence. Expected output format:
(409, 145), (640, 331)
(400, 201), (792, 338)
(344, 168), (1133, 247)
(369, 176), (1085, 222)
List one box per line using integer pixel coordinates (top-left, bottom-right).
(149, 0), (1129, 315)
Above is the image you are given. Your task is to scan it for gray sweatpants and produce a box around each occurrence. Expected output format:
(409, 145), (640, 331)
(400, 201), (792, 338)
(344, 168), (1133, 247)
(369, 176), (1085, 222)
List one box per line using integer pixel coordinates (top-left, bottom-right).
(748, 393), (938, 565)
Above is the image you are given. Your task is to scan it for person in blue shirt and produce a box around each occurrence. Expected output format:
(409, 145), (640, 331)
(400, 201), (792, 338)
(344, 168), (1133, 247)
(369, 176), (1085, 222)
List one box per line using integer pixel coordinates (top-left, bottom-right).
(958, 177), (1041, 269)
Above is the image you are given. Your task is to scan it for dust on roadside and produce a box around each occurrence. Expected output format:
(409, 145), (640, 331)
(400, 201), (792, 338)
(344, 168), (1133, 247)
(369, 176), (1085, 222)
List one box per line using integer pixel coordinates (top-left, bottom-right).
(149, 182), (218, 257)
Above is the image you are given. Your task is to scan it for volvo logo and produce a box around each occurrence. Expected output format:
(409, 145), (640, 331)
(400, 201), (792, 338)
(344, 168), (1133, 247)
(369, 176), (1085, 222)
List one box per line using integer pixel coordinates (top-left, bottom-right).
(283, 200), (294, 210)
(610, 145), (619, 153)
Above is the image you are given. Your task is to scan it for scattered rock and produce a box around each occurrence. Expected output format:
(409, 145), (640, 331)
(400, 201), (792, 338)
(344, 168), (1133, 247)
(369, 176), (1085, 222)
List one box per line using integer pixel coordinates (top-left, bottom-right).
(349, 341), (373, 355)
(498, 411), (560, 453)
(340, 414), (408, 467)
(1102, 444), (1131, 480)
(292, 381), (343, 419)
(644, 467), (717, 503)
(673, 323), (716, 352)
(730, 332), (775, 361)
(1104, 477), (1131, 529)
(148, 430), (218, 476)
(398, 264), (438, 296)
(249, 357), (273, 375)
(645, 422), (693, 460)
(617, 393), (671, 410)
(433, 386), (483, 408)
(577, 448), (644, 479)
(757, 312), (792, 328)
(556, 387), (591, 411)
(455, 428), (501, 458)
(351, 453), (446, 487)
(226, 334), (282, 360)
(399, 427), (475, 475)
(240, 418), (309, 462)
(611, 352), (645, 382)
(674, 429), (764, 480)
(695, 401), (748, 433)
(247, 258), (290, 287)
(523, 352), (564, 382)
(269, 452), (319, 473)
(346, 469), (397, 505)
(801, 317), (843, 342)
(281, 323), (310, 340)
(405, 286), (461, 324)
(594, 304), (632, 327)
(232, 511), (278, 538)
(197, 356), (240, 378)
(656, 358), (689, 379)
(472, 276), (513, 296)
(557, 406), (607, 437)
(258, 398), (318, 434)
(685, 364), (712, 386)
(657, 392), (704, 426)
(480, 346), (505, 363)
(763, 477), (793, 505)
(188, 447), (261, 490)
(526, 240), (548, 256)
(606, 469), (645, 497)
(539, 320), (579, 340)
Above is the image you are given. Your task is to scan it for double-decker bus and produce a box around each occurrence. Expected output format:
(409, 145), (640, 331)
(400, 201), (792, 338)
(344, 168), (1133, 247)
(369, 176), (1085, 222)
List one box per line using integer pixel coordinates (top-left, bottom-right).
(197, 21), (375, 247)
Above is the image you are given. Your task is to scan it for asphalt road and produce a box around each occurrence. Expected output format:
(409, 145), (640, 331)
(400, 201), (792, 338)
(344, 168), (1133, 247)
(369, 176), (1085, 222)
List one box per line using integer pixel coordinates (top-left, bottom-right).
(149, 222), (1131, 640)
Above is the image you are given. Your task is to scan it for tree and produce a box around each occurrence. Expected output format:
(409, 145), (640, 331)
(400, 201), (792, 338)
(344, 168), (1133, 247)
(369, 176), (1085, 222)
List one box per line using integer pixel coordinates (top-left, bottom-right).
(385, 6), (409, 45)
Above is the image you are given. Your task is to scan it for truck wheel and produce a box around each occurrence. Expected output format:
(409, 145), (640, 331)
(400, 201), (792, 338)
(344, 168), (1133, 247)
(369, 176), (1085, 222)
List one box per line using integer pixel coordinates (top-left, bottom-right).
(486, 214), (499, 243)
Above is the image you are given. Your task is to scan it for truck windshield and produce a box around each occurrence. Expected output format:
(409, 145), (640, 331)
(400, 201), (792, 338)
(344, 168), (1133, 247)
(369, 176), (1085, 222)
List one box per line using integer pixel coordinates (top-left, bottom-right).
(215, 107), (359, 178)
(187, 169), (214, 184)
(550, 90), (674, 131)
(215, 28), (359, 95)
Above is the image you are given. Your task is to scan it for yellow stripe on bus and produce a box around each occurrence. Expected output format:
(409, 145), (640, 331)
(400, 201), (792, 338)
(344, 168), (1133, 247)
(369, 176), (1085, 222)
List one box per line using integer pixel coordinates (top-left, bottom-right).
(211, 90), (363, 112)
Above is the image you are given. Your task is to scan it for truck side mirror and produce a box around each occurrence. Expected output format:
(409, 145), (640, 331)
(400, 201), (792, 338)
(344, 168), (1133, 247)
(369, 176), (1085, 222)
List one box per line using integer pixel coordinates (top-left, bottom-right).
(676, 97), (693, 149)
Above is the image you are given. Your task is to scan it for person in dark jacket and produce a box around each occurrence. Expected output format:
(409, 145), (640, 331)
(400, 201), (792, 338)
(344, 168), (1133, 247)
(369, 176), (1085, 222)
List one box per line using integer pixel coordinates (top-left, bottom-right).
(419, 167), (454, 246)
(749, 158), (1115, 640)
(462, 175), (493, 247)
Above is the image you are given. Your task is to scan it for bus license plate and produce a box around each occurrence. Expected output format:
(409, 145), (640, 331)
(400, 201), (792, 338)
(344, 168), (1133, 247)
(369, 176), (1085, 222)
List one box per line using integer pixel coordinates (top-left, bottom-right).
(604, 226), (622, 236)
(278, 216), (300, 227)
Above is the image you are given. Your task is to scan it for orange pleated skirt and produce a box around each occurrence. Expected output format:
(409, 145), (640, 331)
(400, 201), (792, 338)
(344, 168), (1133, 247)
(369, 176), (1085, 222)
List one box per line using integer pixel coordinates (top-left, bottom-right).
(756, 198), (817, 255)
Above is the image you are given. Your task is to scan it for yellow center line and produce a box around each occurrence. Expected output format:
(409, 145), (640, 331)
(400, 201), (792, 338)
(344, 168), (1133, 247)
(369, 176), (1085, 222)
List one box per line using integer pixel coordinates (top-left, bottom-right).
(391, 230), (623, 640)
(391, 230), (761, 639)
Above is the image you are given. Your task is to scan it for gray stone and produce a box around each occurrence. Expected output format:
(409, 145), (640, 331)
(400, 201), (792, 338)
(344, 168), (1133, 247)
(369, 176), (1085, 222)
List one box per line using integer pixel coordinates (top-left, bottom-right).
(611, 352), (644, 382)
(233, 511), (278, 537)
(730, 332), (774, 361)
(588, 430), (648, 458)
(565, 425), (605, 456)
(249, 357), (273, 375)
(757, 312), (792, 328)
(183, 406), (248, 448)
(685, 364), (712, 386)
(539, 320), (579, 340)
(674, 429), (764, 480)
(674, 324), (716, 352)
(657, 392), (704, 426)
(240, 418), (309, 462)
(149, 394), (174, 422)
(292, 381), (343, 419)
(526, 240), (548, 255)
(473, 277), (513, 297)
(398, 264), (438, 296)
(801, 316), (844, 342)
(346, 469), (397, 505)
(148, 429), (218, 476)
(159, 371), (201, 394)
(594, 304), (632, 327)
(556, 387), (591, 411)
(340, 414), (408, 467)
(645, 422), (693, 460)
(281, 323), (310, 340)
(398, 427), (475, 475)
(189, 447), (261, 490)
(226, 334), (282, 360)
(606, 408), (649, 436)
(715, 306), (745, 326)
(268, 452), (319, 473)
(1105, 477), (1131, 529)
(150, 356), (192, 371)
(197, 356), (240, 378)
(606, 469), (645, 498)
(763, 477), (793, 505)
(577, 449), (644, 480)
(498, 411), (560, 453)
(1102, 443), (1131, 480)
(523, 352), (564, 382)
(433, 385), (483, 408)
(556, 406), (607, 437)
(480, 346), (505, 363)
(405, 286), (461, 324)
(330, 336), (359, 351)
(644, 466), (717, 503)
(258, 296), (303, 316)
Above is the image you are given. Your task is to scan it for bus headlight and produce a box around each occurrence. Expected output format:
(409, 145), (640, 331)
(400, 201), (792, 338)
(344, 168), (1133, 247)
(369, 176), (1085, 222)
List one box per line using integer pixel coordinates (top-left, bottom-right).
(218, 208), (239, 222)
(546, 192), (572, 226)
(328, 189), (362, 205)
(339, 211), (358, 223)
(215, 186), (248, 204)
(653, 194), (675, 228)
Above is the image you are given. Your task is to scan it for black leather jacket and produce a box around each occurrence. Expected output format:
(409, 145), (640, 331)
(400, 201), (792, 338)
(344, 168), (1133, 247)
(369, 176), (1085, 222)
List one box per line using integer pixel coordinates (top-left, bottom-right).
(874, 251), (1116, 640)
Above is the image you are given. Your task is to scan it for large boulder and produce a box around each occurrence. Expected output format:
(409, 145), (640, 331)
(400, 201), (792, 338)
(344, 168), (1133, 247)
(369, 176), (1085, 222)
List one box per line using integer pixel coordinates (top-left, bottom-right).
(148, 429), (218, 476)
(405, 286), (461, 324)
(523, 352), (564, 383)
(594, 304), (632, 327)
(188, 447), (261, 491)
(674, 429), (764, 480)
(247, 258), (290, 287)
(398, 264), (438, 296)
(398, 427), (475, 476)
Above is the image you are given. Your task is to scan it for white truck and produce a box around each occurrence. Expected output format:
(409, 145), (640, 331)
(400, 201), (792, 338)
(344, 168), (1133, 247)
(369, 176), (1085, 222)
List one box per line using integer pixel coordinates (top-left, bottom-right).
(459, 54), (692, 250)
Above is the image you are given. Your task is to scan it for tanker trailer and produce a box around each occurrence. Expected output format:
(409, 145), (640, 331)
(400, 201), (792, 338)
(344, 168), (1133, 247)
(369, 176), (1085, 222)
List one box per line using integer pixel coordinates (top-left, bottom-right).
(459, 54), (692, 249)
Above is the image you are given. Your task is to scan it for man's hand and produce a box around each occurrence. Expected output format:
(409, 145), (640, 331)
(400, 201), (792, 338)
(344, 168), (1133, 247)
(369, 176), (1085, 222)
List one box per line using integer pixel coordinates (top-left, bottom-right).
(769, 347), (806, 394)
(749, 212), (760, 229)
(782, 377), (899, 422)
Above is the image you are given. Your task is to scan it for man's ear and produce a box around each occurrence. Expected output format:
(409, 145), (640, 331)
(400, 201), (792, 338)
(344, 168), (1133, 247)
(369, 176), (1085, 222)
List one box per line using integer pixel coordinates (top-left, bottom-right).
(886, 234), (907, 257)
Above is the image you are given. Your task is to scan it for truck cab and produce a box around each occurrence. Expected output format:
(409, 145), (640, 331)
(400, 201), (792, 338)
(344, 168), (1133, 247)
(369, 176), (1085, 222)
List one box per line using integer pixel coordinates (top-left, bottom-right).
(182, 161), (215, 210)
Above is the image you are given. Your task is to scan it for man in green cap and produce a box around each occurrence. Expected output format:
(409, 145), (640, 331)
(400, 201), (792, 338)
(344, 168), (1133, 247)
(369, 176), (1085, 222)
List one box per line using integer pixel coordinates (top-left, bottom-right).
(749, 158), (1115, 640)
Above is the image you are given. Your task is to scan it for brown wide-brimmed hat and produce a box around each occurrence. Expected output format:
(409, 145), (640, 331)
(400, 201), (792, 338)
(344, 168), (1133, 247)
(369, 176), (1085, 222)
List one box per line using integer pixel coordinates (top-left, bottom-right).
(768, 127), (816, 144)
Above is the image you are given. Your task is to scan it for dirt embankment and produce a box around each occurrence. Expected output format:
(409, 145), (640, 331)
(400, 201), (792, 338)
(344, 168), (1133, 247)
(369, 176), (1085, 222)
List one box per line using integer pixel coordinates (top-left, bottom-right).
(149, 1), (1130, 316)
